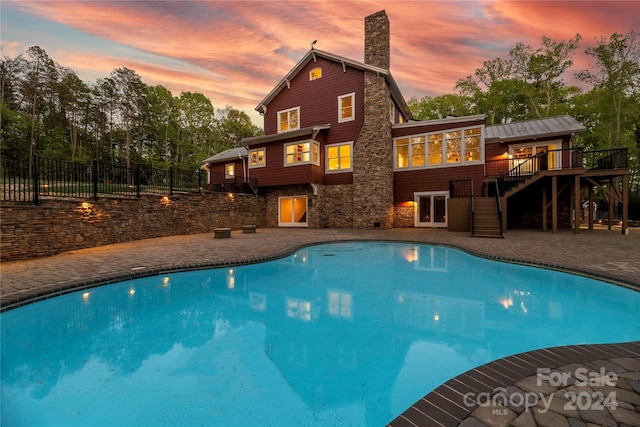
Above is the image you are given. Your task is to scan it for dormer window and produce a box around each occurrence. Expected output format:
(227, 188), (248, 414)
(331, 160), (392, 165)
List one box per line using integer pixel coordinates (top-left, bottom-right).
(278, 107), (300, 133)
(338, 93), (355, 123)
(310, 67), (322, 80)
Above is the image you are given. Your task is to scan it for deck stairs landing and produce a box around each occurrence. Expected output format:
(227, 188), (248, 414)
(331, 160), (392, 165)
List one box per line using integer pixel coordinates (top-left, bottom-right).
(503, 171), (548, 198)
(472, 197), (503, 238)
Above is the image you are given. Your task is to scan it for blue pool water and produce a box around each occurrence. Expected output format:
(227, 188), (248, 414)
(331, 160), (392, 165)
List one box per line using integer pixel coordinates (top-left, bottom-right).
(2, 242), (639, 426)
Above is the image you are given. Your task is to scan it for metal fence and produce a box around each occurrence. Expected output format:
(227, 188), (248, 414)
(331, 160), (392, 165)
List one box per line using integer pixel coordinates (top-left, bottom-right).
(1, 155), (204, 205)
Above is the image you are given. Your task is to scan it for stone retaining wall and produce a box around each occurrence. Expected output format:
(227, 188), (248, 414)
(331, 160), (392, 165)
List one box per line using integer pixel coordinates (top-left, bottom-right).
(0, 192), (266, 262)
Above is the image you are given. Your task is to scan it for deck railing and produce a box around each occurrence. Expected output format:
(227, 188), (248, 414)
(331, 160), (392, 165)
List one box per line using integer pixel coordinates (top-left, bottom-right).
(583, 148), (628, 170)
(1, 155), (207, 205)
(449, 179), (473, 198)
(209, 173), (258, 194)
(485, 148), (584, 177)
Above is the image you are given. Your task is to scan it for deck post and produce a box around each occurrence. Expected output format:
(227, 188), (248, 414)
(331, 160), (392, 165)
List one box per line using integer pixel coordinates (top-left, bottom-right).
(574, 175), (580, 234)
(501, 196), (507, 233)
(608, 178), (614, 231)
(622, 174), (629, 234)
(542, 184), (547, 232)
(588, 185), (594, 230)
(551, 176), (558, 233)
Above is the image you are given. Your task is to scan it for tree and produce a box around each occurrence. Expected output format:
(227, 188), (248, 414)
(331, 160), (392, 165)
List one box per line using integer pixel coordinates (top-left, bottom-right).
(576, 31), (640, 148)
(408, 94), (476, 121)
(111, 67), (146, 168)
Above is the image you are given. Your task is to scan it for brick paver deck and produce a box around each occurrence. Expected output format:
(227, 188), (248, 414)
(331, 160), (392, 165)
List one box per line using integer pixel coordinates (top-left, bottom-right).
(1, 226), (639, 426)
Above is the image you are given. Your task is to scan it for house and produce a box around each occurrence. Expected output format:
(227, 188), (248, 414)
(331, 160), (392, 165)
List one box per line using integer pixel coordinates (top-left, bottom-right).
(202, 10), (630, 235)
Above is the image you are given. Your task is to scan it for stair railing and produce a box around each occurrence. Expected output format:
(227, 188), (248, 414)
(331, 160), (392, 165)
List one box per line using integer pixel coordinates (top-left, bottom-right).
(471, 179), (475, 236)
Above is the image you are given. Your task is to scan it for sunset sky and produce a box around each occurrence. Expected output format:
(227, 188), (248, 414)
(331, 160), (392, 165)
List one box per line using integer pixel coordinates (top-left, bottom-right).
(2, 1), (638, 126)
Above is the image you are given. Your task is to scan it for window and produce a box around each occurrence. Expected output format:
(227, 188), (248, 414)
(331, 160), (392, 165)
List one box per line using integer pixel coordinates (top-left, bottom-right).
(278, 107), (300, 133)
(309, 67), (322, 80)
(327, 289), (352, 319)
(446, 130), (462, 164)
(284, 141), (319, 166)
(225, 163), (235, 178)
(338, 93), (355, 123)
(279, 196), (308, 227)
(249, 148), (266, 168)
(326, 142), (353, 172)
(395, 136), (425, 168)
(390, 99), (395, 123)
(394, 126), (483, 170)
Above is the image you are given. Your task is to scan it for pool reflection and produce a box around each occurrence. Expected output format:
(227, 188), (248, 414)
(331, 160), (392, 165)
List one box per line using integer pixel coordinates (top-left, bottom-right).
(2, 242), (639, 427)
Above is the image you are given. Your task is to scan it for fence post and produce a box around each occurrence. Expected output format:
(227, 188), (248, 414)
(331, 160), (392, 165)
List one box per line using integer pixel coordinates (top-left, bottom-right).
(135, 164), (141, 198)
(169, 166), (174, 196)
(92, 159), (99, 200)
(33, 154), (40, 206)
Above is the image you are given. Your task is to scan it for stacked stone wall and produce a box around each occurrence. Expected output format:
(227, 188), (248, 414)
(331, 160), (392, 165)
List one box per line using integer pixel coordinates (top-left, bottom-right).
(0, 192), (266, 262)
(318, 184), (354, 228)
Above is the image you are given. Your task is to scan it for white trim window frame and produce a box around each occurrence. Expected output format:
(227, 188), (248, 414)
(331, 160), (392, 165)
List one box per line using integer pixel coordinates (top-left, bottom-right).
(309, 67), (322, 81)
(393, 125), (485, 171)
(325, 141), (353, 173)
(249, 147), (266, 168)
(508, 140), (563, 173)
(278, 195), (308, 227)
(338, 93), (355, 123)
(414, 191), (449, 228)
(278, 107), (300, 133)
(284, 140), (319, 167)
(390, 99), (395, 124)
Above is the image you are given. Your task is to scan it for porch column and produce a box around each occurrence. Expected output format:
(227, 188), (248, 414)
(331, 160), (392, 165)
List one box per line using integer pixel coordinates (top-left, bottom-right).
(622, 174), (629, 234)
(551, 176), (558, 233)
(542, 184), (547, 232)
(574, 175), (580, 234)
(588, 185), (594, 229)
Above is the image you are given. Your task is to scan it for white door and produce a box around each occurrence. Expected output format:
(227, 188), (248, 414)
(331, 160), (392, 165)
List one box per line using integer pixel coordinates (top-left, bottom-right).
(415, 192), (448, 228)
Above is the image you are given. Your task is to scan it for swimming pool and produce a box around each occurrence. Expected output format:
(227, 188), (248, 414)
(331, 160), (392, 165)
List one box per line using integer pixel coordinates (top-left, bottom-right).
(2, 241), (639, 426)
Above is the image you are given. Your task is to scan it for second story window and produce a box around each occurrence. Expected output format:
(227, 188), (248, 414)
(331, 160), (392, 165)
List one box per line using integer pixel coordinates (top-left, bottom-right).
(278, 107), (300, 133)
(310, 67), (322, 80)
(249, 148), (266, 168)
(338, 93), (355, 123)
(326, 142), (353, 173)
(285, 141), (319, 166)
(225, 163), (235, 178)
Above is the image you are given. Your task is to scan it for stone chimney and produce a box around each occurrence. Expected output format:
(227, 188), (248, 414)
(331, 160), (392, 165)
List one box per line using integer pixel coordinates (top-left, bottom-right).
(352, 10), (394, 229)
(364, 10), (390, 69)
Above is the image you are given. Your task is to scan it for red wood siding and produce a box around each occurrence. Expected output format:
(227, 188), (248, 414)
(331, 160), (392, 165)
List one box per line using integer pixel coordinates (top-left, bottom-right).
(393, 164), (485, 204)
(263, 57), (365, 146)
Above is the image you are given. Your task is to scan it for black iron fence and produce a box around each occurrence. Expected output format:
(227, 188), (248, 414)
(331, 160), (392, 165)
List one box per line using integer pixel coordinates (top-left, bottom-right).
(1, 155), (204, 205)
(209, 172), (258, 194)
(449, 179), (473, 198)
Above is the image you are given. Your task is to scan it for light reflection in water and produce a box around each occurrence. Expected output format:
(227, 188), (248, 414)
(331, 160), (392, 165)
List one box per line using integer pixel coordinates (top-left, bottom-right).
(2, 242), (639, 427)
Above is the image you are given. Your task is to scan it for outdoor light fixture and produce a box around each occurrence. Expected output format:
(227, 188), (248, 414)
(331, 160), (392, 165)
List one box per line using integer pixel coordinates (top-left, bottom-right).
(81, 202), (90, 209)
(161, 196), (170, 205)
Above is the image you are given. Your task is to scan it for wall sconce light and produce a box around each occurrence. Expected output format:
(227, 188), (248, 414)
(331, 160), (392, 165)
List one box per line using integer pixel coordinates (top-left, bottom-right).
(161, 196), (170, 205)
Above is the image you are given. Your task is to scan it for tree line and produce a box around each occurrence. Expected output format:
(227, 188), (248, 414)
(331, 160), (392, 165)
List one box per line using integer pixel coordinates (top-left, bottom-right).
(1, 46), (262, 172)
(1, 32), (639, 188)
(408, 31), (640, 191)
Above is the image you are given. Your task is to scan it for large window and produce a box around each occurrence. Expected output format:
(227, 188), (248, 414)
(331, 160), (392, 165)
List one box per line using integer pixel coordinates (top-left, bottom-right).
(395, 136), (425, 168)
(249, 147), (266, 168)
(278, 107), (300, 133)
(285, 141), (319, 166)
(338, 93), (355, 123)
(326, 142), (353, 173)
(394, 126), (483, 170)
(279, 196), (308, 227)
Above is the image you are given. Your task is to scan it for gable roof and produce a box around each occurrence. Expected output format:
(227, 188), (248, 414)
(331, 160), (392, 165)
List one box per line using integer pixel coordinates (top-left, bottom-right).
(256, 48), (412, 120)
(241, 124), (331, 147)
(485, 115), (586, 143)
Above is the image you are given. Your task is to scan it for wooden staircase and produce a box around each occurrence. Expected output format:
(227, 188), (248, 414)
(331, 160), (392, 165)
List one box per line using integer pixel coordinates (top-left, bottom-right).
(503, 171), (547, 198)
(472, 197), (503, 238)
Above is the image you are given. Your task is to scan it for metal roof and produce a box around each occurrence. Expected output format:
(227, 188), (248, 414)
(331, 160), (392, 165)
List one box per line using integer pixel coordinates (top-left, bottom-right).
(202, 147), (248, 164)
(485, 115), (585, 143)
(240, 124), (331, 147)
(255, 48), (412, 120)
